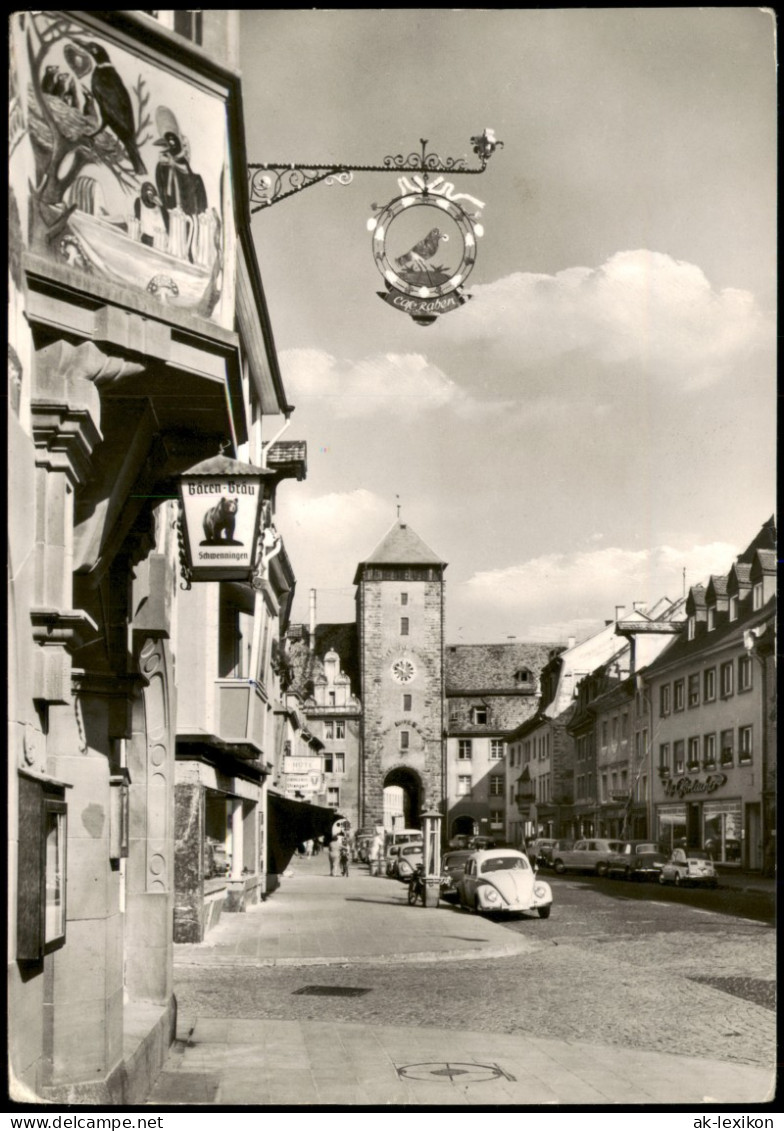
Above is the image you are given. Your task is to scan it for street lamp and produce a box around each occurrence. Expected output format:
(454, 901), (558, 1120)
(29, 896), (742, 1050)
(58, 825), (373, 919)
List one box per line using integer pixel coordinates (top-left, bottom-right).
(421, 804), (443, 909)
(177, 450), (273, 587)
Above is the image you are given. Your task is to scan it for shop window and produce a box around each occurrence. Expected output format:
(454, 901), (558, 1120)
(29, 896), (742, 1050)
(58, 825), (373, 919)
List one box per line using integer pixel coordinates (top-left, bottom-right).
(659, 684), (671, 717)
(720, 729), (734, 766)
(458, 739), (472, 760)
(738, 726), (753, 764)
(688, 674), (700, 708)
(673, 680), (685, 712)
(657, 804), (687, 853)
(738, 655), (753, 693)
(703, 668), (716, 702)
(703, 733), (716, 768)
(703, 800), (742, 863)
(205, 791), (232, 878)
(489, 774), (504, 796)
(457, 775), (472, 796)
(490, 739), (504, 760)
(687, 737), (700, 771)
(17, 776), (68, 961)
(720, 661), (734, 699)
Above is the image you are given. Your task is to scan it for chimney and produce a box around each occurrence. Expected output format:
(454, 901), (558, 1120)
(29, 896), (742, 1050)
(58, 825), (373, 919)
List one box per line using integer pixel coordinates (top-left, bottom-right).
(615, 605), (625, 622)
(309, 588), (316, 653)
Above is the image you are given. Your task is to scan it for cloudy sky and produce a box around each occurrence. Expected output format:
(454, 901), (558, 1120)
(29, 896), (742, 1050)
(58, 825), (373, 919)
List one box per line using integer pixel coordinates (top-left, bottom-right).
(240, 9), (776, 643)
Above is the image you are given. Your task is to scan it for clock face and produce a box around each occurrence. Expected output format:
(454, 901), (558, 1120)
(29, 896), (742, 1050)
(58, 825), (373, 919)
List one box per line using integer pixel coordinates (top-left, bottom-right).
(391, 657), (416, 684)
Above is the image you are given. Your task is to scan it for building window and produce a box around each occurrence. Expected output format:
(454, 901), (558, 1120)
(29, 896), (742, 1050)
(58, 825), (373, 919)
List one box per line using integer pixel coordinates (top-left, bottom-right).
(335, 722), (345, 740)
(729, 595), (739, 621)
(400, 730), (410, 751)
(329, 692), (336, 706)
(458, 739), (472, 760)
(601, 721), (609, 749)
(703, 799), (742, 862)
(489, 809), (504, 830)
(400, 617), (409, 636)
(659, 743), (670, 772)
(659, 684), (671, 717)
(401, 592), (408, 605)
(457, 775), (472, 796)
(621, 712), (629, 741)
(688, 674), (700, 708)
(674, 740), (685, 775)
(327, 787), (340, 808)
(173, 9), (203, 44)
(472, 706), (488, 725)
(720, 729), (734, 766)
(752, 581), (764, 610)
(707, 606), (716, 631)
(490, 739), (504, 760)
(324, 721), (334, 740)
(704, 668), (716, 702)
(687, 615), (696, 641)
(738, 726), (753, 764)
(489, 774), (504, 796)
(720, 661), (734, 699)
(514, 669), (530, 685)
(687, 737), (700, 770)
(334, 753), (345, 773)
(703, 733), (716, 768)
(673, 680), (685, 712)
(738, 654), (753, 693)
(611, 716), (619, 743)
(403, 694), (412, 712)
(323, 754), (333, 773)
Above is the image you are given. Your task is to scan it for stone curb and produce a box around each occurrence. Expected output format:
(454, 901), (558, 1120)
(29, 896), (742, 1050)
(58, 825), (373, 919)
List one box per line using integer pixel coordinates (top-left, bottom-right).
(174, 938), (532, 969)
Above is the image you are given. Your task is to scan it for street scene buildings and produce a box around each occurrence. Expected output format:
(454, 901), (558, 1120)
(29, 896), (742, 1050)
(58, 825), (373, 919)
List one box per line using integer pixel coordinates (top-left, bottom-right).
(7, 8), (776, 1112)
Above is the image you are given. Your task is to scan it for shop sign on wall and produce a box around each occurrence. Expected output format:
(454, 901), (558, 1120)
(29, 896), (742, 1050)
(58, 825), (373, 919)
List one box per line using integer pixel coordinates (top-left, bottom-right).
(283, 757), (323, 775)
(663, 773), (728, 800)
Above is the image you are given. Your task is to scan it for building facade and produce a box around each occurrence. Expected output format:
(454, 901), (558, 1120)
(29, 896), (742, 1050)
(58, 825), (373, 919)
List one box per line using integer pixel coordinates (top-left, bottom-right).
(444, 643), (553, 844)
(644, 521), (776, 870)
(7, 9), (297, 1101)
(354, 521), (446, 829)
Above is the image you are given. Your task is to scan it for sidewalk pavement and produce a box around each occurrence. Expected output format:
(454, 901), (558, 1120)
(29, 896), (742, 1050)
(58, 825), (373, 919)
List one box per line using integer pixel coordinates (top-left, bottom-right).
(147, 855), (775, 1107)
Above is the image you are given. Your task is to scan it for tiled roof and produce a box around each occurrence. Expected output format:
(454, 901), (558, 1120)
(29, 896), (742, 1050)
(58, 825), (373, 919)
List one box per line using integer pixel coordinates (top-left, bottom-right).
(643, 596), (775, 675)
(357, 521), (445, 571)
(728, 562), (752, 590)
(706, 575), (728, 600)
(753, 548), (776, 574)
(445, 642), (557, 693)
(448, 694), (540, 735)
(737, 516), (776, 564)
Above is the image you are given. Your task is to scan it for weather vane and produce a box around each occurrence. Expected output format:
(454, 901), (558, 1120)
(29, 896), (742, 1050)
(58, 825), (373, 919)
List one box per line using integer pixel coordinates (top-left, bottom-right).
(248, 131), (503, 326)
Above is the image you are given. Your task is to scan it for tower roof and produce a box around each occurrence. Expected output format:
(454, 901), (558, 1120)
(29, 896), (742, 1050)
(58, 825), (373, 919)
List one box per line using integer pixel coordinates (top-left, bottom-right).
(354, 521), (446, 583)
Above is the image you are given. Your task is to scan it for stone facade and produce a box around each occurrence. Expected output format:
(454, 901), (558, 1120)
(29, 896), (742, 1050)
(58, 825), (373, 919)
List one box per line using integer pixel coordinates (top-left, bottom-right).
(355, 523), (446, 828)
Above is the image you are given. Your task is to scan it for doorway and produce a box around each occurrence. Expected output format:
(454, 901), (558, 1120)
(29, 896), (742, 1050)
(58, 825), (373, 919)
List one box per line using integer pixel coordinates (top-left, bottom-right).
(382, 767), (422, 830)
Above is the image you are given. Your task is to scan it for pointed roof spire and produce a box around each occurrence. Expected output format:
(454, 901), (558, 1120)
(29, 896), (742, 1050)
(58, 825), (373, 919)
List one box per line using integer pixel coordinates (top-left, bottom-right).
(354, 519), (446, 583)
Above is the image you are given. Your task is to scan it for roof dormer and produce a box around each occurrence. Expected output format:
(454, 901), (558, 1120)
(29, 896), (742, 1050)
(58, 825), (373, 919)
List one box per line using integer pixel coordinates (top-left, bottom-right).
(704, 575), (729, 632)
(726, 562), (752, 621)
(684, 584), (706, 640)
(750, 549), (776, 610)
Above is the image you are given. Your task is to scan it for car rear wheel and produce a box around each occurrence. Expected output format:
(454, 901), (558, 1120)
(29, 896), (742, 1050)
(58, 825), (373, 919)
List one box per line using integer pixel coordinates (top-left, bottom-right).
(537, 906), (551, 919)
(554, 860), (565, 874)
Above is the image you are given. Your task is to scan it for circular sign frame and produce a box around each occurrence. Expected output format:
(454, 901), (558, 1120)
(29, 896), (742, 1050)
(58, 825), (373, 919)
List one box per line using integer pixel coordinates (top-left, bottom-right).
(371, 193), (478, 299)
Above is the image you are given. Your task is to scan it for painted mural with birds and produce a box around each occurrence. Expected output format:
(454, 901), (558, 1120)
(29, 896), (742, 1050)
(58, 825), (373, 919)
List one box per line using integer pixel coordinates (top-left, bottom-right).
(64, 40), (147, 175)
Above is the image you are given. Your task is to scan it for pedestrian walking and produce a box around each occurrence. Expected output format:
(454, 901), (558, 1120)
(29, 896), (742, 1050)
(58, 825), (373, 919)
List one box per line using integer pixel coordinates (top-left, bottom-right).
(340, 838), (350, 877)
(328, 833), (343, 877)
(368, 830), (382, 876)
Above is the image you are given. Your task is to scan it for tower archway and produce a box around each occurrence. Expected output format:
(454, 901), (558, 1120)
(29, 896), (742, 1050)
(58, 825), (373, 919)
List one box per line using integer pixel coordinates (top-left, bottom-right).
(383, 766), (423, 830)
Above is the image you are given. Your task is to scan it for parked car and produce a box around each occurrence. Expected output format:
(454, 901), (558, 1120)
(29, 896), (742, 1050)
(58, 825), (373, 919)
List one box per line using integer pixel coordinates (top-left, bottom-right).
(526, 838), (558, 867)
(659, 848), (718, 888)
(551, 838), (624, 876)
(448, 834), (473, 850)
(439, 849), (473, 901)
(606, 841), (668, 881)
(468, 836), (497, 850)
(395, 844), (424, 881)
(457, 849), (553, 918)
(537, 839), (574, 868)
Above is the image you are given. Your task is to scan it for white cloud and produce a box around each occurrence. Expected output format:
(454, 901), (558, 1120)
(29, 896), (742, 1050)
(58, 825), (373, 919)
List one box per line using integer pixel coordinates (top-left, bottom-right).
(451, 250), (772, 390)
(279, 348), (511, 419)
(458, 538), (739, 640)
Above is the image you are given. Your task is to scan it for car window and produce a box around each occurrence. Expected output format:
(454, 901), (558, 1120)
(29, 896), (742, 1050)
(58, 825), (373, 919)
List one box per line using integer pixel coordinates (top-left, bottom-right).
(401, 846), (421, 856)
(481, 856), (528, 873)
(636, 844), (657, 854)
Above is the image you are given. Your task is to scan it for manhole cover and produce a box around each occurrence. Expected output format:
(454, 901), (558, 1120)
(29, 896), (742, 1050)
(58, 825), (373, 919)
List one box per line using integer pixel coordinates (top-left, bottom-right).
(293, 985), (371, 997)
(398, 1062), (515, 1083)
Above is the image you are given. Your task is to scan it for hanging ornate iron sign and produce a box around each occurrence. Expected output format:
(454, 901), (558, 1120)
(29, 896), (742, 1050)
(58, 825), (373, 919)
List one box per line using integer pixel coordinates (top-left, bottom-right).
(248, 131), (503, 327)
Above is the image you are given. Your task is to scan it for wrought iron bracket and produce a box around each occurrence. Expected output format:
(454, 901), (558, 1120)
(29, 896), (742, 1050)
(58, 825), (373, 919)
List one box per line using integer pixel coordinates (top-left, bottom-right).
(248, 130), (503, 212)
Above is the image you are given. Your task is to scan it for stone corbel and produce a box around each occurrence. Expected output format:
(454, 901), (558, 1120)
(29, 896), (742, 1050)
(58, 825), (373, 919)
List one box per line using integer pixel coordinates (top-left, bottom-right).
(30, 608), (100, 704)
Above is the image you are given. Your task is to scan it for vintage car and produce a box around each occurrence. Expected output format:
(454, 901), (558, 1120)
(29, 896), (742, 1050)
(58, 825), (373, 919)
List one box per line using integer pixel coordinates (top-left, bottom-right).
(606, 841), (668, 881)
(395, 844), (424, 881)
(537, 839), (574, 868)
(439, 849), (474, 901)
(457, 849), (553, 918)
(659, 848), (718, 888)
(551, 838), (624, 876)
(526, 838), (558, 867)
(448, 834), (473, 850)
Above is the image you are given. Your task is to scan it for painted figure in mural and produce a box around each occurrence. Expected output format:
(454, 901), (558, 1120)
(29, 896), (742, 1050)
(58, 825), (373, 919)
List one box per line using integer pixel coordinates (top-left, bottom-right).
(133, 182), (168, 248)
(65, 41), (148, 175)
(153, 106), (208, 260)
